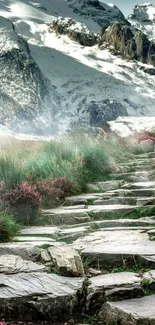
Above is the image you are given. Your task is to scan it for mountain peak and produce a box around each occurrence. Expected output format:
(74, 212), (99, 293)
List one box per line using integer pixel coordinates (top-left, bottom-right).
(129, 2), (155, 23)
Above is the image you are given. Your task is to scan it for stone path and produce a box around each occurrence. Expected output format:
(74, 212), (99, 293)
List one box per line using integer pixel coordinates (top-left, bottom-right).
(1, 151), (155, 324)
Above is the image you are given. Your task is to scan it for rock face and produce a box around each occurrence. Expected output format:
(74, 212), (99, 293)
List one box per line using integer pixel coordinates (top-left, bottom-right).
(66, 0), (129, 29)
(88, 99), (128, 127)
(102, 22), (155, 66)
(50, 17), (97, 46)
(0, 16), (60, 134)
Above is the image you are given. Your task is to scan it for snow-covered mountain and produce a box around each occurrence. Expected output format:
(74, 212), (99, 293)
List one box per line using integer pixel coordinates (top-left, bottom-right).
(128, 3), (155, 40)
(0, 0), (155, 135)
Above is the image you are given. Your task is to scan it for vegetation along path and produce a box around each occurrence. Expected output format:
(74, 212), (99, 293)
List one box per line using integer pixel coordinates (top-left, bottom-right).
(1, 150), (155, 325)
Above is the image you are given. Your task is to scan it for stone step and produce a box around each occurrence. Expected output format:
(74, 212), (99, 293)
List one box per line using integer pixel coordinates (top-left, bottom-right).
(86, 180), (122, 193)
(103, 188), (155, 197)
(18, 220), (155, 244)
(121, 181), (155, 190)
(109, 171), (150, 182)
(148, 152), (155, 158)
(0, 272), (84, 321)
(99, 295), (155, 325)
(65, 193), (108, 206)
(122, 165), (151, 172)
(41, 205), (147, 225)
(73, 229), (155, 270)
(65, 193), (155, 207)
(88, 272), (143, 303)
(93, 197), (137, 206)
(120, 159), (151, 167)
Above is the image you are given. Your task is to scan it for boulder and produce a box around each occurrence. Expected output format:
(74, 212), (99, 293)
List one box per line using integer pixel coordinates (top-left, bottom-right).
(88, 99), (128, 128)
(47, 246), (85, 277)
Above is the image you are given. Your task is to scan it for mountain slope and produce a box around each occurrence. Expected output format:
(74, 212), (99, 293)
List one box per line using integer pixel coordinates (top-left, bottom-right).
(0, 15), (60, 134)
(128, 3), (155, 41)
(0, 0), (155, 134)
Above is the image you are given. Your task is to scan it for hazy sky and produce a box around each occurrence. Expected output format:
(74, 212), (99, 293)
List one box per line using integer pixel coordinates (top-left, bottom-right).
(104, 1), (155, 17)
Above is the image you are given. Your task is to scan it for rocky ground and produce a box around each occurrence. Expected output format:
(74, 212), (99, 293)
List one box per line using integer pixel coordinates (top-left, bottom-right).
(1, 151), (155, 324)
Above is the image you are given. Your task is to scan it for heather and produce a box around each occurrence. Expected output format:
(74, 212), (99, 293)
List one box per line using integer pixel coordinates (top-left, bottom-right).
(0, 131), (134, 235)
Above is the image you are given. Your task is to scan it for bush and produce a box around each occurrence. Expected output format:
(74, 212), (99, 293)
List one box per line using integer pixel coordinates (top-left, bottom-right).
(33, 176), (73, 208)
(3, 181), (42, 225)
(0, 213), (19, 242)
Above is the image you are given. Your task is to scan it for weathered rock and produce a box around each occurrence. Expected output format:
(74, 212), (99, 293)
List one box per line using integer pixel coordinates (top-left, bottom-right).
(99, 295), (155, 324)
(87, 272), (143, 302)
(0, 254), (45, 274)
(0, 272), (83, 321)
(101, 22), (155, 66)
(47, 246), (85, 277)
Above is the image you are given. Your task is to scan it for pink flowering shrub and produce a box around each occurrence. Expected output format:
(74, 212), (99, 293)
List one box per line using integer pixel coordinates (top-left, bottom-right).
(52, 176), (73, 195)
(3, 181), (42, 225)
(0, 321), (7, 325)
(34, 176), (73, 208)
(4, 181), (41, 208)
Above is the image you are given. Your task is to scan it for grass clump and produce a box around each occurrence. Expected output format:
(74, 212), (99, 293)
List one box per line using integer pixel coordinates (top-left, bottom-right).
(0, 212), (19, 242)
(0, 131), (134, 232)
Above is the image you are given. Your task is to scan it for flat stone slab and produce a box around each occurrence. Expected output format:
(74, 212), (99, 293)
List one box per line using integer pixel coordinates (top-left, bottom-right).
(87, 180), (121, 192)
(99, 295), (155, 324)
(73, 229), (155, 268)
(0, 243), (40, 261)
(42, 205), (138, 221)
(20, 226), (58, 235)
(122, 181), (155, 189)
(41, 209), (90, 225)
(88, 272), (143, 301)
(103, 188), (155, 197)
(65, 193), (110, 205)
(15, 236), (56, 242)
(0, 254), (45, 274)
(0, 272), (83, 321)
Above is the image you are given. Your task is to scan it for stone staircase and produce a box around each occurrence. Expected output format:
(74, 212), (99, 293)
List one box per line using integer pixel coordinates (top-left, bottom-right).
(1, 152), (155, 324)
